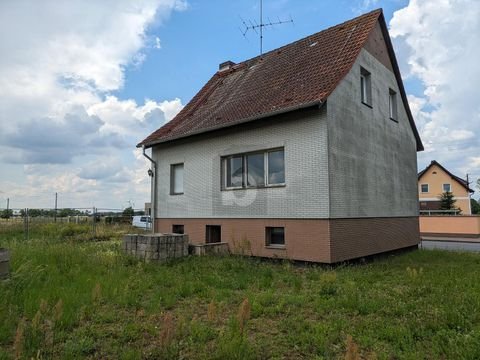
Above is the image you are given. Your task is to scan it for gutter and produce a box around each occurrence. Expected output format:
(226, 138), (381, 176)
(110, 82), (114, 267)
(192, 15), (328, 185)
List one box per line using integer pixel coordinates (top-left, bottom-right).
(142, 146), (157, 234)
(140, 100), (324, 148)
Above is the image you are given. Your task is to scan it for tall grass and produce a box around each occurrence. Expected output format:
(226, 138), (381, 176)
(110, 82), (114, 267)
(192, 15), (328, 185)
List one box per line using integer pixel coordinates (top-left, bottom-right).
(1, 224), (480, 358)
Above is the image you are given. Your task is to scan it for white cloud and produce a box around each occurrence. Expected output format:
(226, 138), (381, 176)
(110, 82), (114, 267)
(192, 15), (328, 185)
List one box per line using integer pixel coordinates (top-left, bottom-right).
(390, 0), (480, 181)
(0, 0), (186, 208)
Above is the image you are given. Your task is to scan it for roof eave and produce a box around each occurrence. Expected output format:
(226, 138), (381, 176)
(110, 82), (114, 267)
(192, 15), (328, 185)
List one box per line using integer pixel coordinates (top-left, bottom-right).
(138, 100), (324, 148)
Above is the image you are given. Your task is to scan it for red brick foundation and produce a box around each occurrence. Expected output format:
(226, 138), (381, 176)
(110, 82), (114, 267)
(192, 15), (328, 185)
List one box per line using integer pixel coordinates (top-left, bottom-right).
(156, 217), (419, 263)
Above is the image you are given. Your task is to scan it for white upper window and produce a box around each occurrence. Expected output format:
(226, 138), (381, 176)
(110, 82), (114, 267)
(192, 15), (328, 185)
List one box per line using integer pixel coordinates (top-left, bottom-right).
(223, 148), (285, 189)
(443, 183), (451, 192)
(389, 88), (398, 120)
(170, 163), (184, 195)
(360, 67), (372, 106)
(421, 184), (429, 193)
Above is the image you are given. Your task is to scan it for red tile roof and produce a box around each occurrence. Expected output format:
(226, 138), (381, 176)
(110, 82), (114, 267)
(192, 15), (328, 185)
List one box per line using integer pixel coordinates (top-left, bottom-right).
(139, 9), (423, 151)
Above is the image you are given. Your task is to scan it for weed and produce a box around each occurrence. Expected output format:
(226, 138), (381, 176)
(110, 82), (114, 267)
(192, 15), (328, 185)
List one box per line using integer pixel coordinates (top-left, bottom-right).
(344, 334), (360, 360)
(237, 298), (251, 334)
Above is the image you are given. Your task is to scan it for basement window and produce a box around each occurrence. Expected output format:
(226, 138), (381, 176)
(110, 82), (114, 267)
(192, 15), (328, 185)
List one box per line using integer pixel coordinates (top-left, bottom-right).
(172, 224), (184, 234)
(170, 163), (184, 195)
(266, 227), (285, 248)
(360, 67), (372, 106)
(389, 88), (398, 121)
(222, 148), (285, 189)
(421, 184), (429, 193)
(206, 225), (221, 244)
(443, 184), (451, 192)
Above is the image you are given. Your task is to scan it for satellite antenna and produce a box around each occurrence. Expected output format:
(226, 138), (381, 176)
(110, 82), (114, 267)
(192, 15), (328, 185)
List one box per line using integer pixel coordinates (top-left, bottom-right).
(239, 0), (293, 56)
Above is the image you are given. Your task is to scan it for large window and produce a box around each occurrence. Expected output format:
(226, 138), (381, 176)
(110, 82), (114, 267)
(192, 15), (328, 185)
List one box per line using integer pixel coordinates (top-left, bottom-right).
(170, 163), (184, 195)
(360, 67), (372, 106)
(223, 148), (285, 189)
(389, 88), (398, 120)
(421, 184), (429, 193)
(172, 224), (184, 234)
(266, 227), (285, 247)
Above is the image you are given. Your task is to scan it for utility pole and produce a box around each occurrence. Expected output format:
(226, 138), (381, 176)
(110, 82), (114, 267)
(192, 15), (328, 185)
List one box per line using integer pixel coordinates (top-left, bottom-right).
(467, 174), (472, 214)
(54, 192), (58, 222)
(6, 198), (9, 220)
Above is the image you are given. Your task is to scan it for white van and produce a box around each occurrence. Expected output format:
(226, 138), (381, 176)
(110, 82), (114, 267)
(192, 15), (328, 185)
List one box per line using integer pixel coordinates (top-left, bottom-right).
(132, 215), (152, 229)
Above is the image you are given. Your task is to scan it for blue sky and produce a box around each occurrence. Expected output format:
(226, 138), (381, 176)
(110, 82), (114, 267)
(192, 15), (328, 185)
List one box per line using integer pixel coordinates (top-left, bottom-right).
(0, 0), (479, 209)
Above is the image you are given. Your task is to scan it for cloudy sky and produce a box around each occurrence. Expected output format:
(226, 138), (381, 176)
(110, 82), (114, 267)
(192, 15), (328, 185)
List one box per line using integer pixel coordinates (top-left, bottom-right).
(0, 0), (479, 210)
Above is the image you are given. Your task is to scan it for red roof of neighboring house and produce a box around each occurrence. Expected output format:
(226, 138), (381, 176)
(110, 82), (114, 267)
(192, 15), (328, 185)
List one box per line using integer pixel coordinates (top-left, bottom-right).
(418, 160), (474, 193)
(139, 9), (423, 151)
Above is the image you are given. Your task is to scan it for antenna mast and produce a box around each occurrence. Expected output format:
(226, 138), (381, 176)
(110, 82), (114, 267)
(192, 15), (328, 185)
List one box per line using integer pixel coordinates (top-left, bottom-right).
(240, 0), (293, 56)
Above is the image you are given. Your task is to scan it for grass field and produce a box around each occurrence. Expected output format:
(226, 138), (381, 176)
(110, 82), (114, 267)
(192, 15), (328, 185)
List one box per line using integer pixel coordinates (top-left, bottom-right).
(1, 224), (480, 359)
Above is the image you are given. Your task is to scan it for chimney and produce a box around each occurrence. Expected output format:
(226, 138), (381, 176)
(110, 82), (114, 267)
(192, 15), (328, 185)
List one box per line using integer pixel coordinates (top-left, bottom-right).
(219, 60), (235, 72)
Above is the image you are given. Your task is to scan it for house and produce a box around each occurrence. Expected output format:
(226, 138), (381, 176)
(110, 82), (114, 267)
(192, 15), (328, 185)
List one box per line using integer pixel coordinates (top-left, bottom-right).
(418, 160), (474, 215)
(138, 9), (423, 263)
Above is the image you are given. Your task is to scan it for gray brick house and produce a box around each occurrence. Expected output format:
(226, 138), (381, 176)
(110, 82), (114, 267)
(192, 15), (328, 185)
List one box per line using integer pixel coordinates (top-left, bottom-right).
(138, 9), (423, 263)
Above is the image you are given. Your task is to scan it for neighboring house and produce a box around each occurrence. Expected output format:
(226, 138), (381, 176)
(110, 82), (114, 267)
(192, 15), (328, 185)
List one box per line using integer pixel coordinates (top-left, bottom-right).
(418, 160), (474, 215)
(138, 9), (423, 263)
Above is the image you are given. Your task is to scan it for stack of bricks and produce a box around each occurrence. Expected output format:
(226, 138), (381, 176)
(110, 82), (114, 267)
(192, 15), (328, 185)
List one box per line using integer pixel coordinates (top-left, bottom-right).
(123, 234), (189, 262)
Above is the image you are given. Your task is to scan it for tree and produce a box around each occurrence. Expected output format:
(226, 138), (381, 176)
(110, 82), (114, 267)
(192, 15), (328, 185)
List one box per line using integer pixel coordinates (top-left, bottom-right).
(471, 198), (480, 215)
(122, 206), (134, 217)
(439, 191), (457, 212)
(0, 209), (13, 219)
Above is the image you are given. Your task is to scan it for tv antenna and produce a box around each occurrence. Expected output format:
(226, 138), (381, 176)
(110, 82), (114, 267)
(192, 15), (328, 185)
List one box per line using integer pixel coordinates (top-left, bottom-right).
(240, 0), (293, 56)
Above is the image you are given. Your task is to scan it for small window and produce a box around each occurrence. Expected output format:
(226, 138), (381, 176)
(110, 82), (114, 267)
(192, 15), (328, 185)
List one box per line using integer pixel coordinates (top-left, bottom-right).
(266, 227), (285, 247)
(389, 88), (398, 120)
(172, 224), (184, 234)
(170, 163), (184, 195)
(421, 184), (429, 193)
(360, 67), (372, 106)
(206, 225), (221, 243)
(443, 184), (451, 192)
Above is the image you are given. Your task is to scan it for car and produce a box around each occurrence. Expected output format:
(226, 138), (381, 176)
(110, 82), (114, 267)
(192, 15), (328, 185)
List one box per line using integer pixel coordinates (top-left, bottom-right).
(132, 215), (152, 229)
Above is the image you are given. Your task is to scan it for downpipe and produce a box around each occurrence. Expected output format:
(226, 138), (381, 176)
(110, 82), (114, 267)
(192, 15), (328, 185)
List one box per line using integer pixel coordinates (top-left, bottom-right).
(142, 146), (157, 234)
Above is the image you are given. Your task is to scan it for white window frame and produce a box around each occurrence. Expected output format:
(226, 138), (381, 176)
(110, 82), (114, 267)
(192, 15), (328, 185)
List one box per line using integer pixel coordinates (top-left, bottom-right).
(389, 88), (398, 121)
(222, 148), (285, 190)
(170, 163), (184, 195)
(360, 67), (372, 106)
(443, 183), (451, 192)
(421, 183), (429, 193)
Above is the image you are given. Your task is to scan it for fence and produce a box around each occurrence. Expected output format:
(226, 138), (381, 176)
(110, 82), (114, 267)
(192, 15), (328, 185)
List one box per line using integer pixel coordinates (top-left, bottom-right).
(0, 207), (152, 241)
(419, 209), (462, 216)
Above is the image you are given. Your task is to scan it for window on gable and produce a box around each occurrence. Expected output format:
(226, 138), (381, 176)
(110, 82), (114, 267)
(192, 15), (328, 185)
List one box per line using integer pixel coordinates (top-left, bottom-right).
(223, 148), (285, 190)
(421, 184), (429, 193)
(170, 163), (184, 195)
(389, 88), (398, 121)
(360, 67), (372, 106)
(443, 184), (451, 192)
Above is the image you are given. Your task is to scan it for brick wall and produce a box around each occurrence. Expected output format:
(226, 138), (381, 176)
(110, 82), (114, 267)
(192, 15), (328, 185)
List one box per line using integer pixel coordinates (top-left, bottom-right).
(156, 218), (331, 263)
(329, 217), (420, 262)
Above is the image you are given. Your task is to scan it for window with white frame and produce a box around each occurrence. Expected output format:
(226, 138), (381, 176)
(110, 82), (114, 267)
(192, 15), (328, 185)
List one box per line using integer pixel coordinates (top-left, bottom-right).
(170, 163), (184, 195)
(360, 67), (372, 106)
(389, 88), (398, 120)
(222, 148), (285, 189)
(266, 227), (285, 247)
(443, 183), (451, 192)
(421, 184), (429, 193)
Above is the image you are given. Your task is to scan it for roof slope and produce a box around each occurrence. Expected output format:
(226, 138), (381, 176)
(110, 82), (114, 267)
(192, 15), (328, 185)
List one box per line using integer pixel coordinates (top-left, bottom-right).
(418, 160), (474, 193)
(139, 9), (423, 150)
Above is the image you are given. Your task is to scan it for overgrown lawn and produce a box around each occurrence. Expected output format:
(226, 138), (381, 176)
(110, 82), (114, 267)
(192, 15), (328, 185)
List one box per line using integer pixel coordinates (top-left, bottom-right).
(1, 225), (480, 359)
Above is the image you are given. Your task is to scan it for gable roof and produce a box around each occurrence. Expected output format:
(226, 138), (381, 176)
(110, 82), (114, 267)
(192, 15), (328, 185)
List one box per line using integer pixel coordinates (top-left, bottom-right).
(418, 160), (474, 193)
(139, 9), (423, 151)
